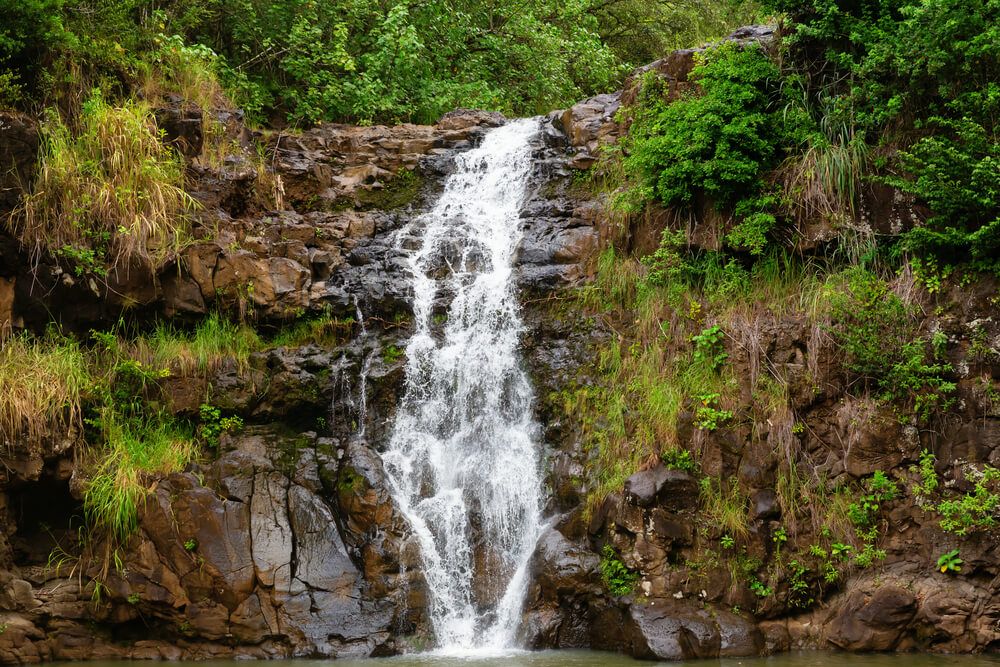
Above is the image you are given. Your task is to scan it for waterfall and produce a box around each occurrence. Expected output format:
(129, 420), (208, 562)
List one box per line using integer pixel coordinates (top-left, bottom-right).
(381, 118), (544, 652)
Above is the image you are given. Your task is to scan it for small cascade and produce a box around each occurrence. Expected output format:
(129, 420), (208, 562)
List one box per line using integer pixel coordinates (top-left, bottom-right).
(381, 118), (544, 652)
(353, 299), (377, 439)
(331, 299), (378, 441)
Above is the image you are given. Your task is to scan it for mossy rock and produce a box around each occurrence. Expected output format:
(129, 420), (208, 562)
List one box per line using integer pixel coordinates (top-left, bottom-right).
(355, 168), (425, 211)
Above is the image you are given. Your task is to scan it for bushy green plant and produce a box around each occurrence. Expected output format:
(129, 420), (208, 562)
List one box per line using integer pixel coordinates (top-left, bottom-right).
(787, 559), (814, 608)
(599, 544), (639, 595)
(181, 0), (624, 124)
(892, 118), (1000, 261)
(623, 42), (810, 254)
(624, 44), (781, 208)
(912, 449), (939, 498)
(0, 0), (72, 105)
(661, 447), (696, 472)
(828, 268), (955, 418)
(848, 471), (897, 529)
(937, 467), (1000, 535)
(695, 393), (733, 431)
(691, 324), (728, 371)
(197, 404), (244, 446)
(749, 578), (773, 597)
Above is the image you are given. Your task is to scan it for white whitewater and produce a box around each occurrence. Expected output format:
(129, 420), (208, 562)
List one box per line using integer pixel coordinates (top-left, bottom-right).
(381, 118), (544, 652)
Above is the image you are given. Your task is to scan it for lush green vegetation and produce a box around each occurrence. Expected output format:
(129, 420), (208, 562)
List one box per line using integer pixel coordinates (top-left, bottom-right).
(0, 0), (758, 125)
(826, 268), (955, 421)
(619, 0), (999, 269)
(564, 0), (999, 611)
(770, 0), (1000, 264)
(622, 43), (809, 253)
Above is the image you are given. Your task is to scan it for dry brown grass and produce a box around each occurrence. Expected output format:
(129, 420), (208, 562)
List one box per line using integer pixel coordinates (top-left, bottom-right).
(0, 333), (90, 446)
(15, 94), (195, 274)
(139, 36), (229, 116)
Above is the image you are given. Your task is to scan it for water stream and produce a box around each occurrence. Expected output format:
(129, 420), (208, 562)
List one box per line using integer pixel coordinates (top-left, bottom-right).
(381, 118), (544, 652)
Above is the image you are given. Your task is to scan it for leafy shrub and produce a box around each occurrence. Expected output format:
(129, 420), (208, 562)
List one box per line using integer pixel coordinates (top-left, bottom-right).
(623, 42), (810, 254)
(828, 268), (954, 418)
(847, 470), (897, 529)
(695, 393), (733, 431)
(937, 467), (1000, 535)
(787, 559), (814, 607)
(661, 447), (696, 472)
(0, 0), (72, 105)
(691, 325), (728, 371)
(624, 44), (781, 208)
(198, 404), (244, 446)
(911, 449), (939, 498)
(183, 0), (623, 124)
(599, 544), (639, 595)
(893, 118), (1000, 261)
(760, 0), (999, 267)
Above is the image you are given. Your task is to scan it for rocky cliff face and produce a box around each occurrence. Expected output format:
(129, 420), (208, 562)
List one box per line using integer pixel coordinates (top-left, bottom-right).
(1, 25), (999, 664)
(0, 94), (603, 660)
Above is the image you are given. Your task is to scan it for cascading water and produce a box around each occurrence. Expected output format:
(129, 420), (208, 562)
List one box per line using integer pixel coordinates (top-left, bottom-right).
(381, 118), (544, 652)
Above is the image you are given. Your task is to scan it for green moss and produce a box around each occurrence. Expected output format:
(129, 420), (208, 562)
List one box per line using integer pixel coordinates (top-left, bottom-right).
(338, 466), (365, 494)
(356, 168), (425, 211)
(382, 344), (405, 364)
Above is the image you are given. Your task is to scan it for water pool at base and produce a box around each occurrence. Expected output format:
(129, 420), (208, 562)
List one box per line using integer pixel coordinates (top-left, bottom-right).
(52, 651), (1000, 667)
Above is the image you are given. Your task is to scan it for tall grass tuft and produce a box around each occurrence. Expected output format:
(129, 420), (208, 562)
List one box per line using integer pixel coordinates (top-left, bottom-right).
(16, 92), (195, 274)
(140, 35), (228, 118)
(139, 313), (261, 376)
(84, 411), (196, 542)
(700, 477), (751, 539)
(780, 119), (873, 261)
(0, 333), (90, 445)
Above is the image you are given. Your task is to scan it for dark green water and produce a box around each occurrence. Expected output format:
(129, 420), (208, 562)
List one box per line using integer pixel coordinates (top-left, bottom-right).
(60, 651), (1000, 667)
(329, 651), (1000, 666)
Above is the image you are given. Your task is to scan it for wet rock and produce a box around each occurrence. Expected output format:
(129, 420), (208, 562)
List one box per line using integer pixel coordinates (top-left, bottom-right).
(751, 489), (780, 520)
(592, 599), (762, 660)
(522, 527), (601, 649)
(824, 586), (917, 651)
(154, 102), (204, 158)
(623, 465), (698, 511)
